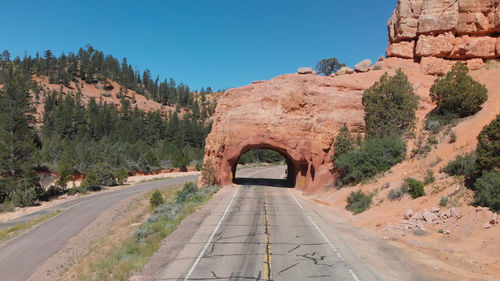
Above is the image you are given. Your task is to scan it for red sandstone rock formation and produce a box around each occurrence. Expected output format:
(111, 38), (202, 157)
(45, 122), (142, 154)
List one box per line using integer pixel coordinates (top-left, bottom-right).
(201, 73), (371, 192)
(387, 0), (500, 74)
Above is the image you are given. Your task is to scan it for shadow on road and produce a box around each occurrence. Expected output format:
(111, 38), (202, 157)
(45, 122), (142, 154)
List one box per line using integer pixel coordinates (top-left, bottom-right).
(233, 177), (291, 188)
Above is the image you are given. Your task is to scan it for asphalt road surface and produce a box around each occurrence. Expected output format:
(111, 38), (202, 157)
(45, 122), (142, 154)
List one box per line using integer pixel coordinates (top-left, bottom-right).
(157, 166), (382, 281)
(0, 174), (198, 281)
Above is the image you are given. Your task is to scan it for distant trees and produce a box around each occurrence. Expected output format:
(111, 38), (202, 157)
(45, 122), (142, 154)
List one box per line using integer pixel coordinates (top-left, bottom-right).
(430, 62), (487, 118)
(362, 69), (419, 138)
(315, 57), (346, 76)
(0, 66), (39, 206)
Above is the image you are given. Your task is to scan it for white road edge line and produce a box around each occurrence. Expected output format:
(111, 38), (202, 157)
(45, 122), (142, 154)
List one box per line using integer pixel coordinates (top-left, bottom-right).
(290, 191), (361, 281)
(183, 186), (240, 281)
(290, 191), (303, 209)
(349, 269), (361, 281)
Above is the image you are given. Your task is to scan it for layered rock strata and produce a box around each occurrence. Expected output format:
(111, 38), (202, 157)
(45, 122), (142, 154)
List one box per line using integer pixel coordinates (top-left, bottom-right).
(386, 0), (500, 74)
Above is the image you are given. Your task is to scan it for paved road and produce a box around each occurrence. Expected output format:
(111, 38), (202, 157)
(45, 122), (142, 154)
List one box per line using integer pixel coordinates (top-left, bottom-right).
(0, 175), (198, 281)
(157, 166), (382, 281)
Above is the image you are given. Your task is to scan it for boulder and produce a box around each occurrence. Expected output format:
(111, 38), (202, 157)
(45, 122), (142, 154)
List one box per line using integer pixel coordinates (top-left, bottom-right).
(450, 207), (460, 218)
(298, 67), (316, 75)
(386, 41), (415, 59)
(491, 213), (499, 224)
(336, 66), (354, 75)
(420, 57), (454, 75)
(378, 56), (385, 62)
(404, 209), (413, 219)
(483, 222), (493, 229)
(422, 209), (438, 222)
(431, 207), (440, 213)
(354, 59), (372, 72)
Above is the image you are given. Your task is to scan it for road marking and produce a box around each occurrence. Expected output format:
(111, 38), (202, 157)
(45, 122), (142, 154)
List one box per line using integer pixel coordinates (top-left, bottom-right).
(263, 190), (273, 281)
(290, 191), (303, 209)
(349, 269), (361, 281)
(290, 191), (362, 281)
(183, 186), (240, 281)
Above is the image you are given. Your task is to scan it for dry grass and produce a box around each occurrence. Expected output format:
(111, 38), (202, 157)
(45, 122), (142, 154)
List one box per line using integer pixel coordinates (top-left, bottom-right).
(60, 184), (217, 281)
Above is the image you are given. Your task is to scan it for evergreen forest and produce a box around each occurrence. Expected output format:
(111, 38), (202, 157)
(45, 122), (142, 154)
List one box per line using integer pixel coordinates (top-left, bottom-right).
(0, 46), (216, 206)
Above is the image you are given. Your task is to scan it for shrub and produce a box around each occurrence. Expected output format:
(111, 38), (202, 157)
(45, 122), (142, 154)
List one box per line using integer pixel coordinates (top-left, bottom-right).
(388, 187), (405, 200)
(115, 166), (128, 185)
(404, 178), (425, 199)
(93, 162), (117, 186)
(425, 112), (458, 133)
(476, 115), (500, 171)
(38, 185), (65, 201)
(427, 135), (438, 145)
(346, 190), (373, 214)
(362, 69), (419, 138)
(473, 170), (500, 212)
(150, 189), (164, 209)
(315, 57), (346, 76)
(442, 152), (477, 178)
(9, 187), (37, 207)
(335, 136), (406, 185)
(429, 62), (488, 118)
(80, 170), (100, 192)
(332, 123), (356, 159)
(449, 132), (457, 143)
(176, 182), (198, 204)
(440, 196), (449, 207)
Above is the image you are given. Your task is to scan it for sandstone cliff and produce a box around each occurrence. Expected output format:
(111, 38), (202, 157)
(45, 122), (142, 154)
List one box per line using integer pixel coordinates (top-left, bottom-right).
(386, 0), (500, 74)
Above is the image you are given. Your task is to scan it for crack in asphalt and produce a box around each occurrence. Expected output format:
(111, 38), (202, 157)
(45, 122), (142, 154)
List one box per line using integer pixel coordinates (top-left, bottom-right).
(297, 252), (334, 267)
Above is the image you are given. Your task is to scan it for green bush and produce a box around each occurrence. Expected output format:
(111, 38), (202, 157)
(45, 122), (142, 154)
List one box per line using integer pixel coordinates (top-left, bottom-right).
(176, 182), (198, 204)
(429, 62), (488, 118)
(442, 152), (477, 178)
(476, 115), (500, 171)
(115, 166), (128, 185)
(9, 187), (37, 207)
(362, 69), (419, 138)
(346, 190), (373, 214)
(388, 187), (406, 200)
(93, 162), (117, 186)
(473, 170), (500, 212)
(335, 136), (406, 185)
(332, 124), (356, 160)
(449, 133), (457, 143)
(315, 57), (346, 76)
(440, 196), (449, 207)
(150, 189), (164, 209)
(404, 178), (425, 199)
(80, 170), (100, 192)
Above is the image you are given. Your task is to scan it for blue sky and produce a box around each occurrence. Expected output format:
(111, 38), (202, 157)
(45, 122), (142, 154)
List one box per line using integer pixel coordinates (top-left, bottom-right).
(1, 0), (397, 91)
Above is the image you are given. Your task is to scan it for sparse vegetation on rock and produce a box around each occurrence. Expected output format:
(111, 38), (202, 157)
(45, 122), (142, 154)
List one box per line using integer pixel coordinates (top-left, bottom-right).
(315, 57), (346, 76)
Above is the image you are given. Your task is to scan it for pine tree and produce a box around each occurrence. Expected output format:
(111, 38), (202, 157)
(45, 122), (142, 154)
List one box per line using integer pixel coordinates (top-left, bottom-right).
(0, 66), (38, 204)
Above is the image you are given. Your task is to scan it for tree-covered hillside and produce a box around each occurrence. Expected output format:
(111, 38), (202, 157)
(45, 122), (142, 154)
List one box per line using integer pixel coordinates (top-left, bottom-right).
(0, 46), (217, 207)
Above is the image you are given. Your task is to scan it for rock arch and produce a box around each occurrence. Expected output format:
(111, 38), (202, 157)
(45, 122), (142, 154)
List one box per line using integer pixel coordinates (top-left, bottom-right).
(201, 73), (368, 193)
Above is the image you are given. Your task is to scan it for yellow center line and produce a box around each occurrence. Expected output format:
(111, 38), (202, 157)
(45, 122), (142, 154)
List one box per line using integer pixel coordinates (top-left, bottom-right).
(263, 189), (273, 281)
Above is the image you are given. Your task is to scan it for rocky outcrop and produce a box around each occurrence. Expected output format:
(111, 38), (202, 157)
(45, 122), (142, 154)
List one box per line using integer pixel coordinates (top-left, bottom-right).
(387, 0), (500, 74)
(201, 74), (369, 192)
(297, 67), (316, 74)
(354, 59), (372, 72)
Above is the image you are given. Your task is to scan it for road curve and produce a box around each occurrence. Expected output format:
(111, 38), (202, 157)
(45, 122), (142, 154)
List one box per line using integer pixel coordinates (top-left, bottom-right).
(0, 174), (198, 281)
(157, 166), (382, 281)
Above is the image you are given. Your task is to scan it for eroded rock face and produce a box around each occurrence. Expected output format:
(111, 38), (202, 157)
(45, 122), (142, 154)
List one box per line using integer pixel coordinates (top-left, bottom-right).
(201, 74), (368, 193)
(387, 0), (500, 74)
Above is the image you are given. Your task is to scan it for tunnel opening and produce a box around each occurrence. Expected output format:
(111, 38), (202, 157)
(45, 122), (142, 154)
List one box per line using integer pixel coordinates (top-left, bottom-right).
(232, 148), (294, 187)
